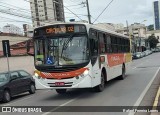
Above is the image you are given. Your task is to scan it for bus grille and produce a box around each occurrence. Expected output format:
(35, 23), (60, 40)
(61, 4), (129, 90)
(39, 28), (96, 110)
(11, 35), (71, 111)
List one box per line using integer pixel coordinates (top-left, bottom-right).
(37, 66), (81, 73)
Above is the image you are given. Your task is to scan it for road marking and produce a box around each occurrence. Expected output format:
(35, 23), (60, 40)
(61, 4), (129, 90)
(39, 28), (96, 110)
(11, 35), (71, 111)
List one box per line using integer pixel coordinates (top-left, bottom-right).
(128, 67), (160, 115)
(153, 86), (160, 106)
(1, 90), (50, 106)
(42, 96), (81, 115)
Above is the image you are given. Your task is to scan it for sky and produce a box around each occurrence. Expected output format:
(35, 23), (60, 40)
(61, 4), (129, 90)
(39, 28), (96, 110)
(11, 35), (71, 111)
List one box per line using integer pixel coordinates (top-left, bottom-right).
(0, 0), (156, 31)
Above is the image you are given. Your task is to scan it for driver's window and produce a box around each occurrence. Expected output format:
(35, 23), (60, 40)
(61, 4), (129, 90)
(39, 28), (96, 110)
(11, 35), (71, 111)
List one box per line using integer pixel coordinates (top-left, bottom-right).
(89, 29), (98, 65)
(89, 30), (98, 56)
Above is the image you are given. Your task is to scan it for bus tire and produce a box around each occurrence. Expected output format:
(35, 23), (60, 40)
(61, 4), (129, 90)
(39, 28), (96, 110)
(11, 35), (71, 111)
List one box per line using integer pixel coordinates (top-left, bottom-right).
(56, 89), (67, 94)
(118, 64), (126, 80)
(94, 72), (105, 92)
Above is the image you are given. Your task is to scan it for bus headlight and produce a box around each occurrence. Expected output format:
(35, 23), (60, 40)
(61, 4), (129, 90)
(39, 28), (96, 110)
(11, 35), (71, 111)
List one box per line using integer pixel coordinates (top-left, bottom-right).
(83, 69), (89, 76)
(79, 69), (89, 78)
(35, 73), (39, 77)
(34, 70), (41, 79)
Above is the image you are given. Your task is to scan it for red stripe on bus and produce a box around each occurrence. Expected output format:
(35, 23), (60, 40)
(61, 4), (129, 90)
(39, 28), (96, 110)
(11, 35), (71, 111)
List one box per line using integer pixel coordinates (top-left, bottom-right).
(107, 53), (125, 67)
(40, 68), (88, 79)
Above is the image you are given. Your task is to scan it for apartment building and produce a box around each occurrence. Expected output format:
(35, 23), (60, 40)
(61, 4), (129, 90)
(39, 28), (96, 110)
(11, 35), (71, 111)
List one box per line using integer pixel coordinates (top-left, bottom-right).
(153, 1), (160, 30)
(23, 24), (34, 37)
(116, 23), (147, 52)
(30, 0), (65, 28)
(116, 23), (147, 38)
(3, 24), (22, 35)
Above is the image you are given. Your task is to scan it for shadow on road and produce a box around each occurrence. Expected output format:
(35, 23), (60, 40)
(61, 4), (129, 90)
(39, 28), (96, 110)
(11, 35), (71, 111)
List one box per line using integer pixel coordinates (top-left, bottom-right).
(41, 75), (131, 101)
(0, 92), (30, 105)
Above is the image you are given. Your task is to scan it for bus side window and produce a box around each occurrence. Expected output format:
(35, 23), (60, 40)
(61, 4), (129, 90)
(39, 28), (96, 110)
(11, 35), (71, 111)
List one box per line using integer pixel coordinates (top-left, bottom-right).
(99, 33), (105, 53)
(106, 35), (112, 53)
(117, 37), (121, 53)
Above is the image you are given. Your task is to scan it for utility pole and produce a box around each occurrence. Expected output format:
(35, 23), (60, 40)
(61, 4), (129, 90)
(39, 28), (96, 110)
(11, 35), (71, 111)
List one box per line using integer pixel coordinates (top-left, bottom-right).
(126, 20), (129, 36)
(86, 0), (91, 24)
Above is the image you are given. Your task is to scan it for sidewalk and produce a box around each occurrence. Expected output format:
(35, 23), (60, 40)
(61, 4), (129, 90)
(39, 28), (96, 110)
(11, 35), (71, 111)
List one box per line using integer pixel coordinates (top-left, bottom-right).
(135, 69), (160, 115)
(150, 86), (160, 115)
(153, 86), (160, 110)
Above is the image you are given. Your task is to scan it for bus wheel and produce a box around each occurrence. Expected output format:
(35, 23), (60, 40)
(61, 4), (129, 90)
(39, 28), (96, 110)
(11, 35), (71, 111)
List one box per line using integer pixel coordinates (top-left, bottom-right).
(94, 72), (105, 92)
(118, 65), (126, 80)
(56, 89), (67, 94)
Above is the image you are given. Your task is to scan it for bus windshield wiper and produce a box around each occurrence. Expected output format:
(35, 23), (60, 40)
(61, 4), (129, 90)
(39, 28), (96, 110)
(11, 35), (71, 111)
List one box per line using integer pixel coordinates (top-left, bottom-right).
(61, 34), (75, 57)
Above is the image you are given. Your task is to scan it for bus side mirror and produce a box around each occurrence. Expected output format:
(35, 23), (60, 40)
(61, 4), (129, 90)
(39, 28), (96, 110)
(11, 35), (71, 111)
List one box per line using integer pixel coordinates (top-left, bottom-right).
(26, 39), (34, 56)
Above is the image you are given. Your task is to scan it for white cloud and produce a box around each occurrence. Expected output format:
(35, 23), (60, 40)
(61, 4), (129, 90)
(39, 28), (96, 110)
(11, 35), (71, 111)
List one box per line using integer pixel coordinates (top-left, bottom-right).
(64, 0), (154, 26)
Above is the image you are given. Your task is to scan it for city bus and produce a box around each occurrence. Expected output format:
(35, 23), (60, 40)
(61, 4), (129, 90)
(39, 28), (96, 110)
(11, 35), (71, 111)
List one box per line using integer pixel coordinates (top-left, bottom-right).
(27, 22), (132, 94)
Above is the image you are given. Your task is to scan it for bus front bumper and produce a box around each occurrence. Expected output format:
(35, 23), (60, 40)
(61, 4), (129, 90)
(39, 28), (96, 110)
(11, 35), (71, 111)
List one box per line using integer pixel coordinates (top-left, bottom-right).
(33, 75), (92, 89)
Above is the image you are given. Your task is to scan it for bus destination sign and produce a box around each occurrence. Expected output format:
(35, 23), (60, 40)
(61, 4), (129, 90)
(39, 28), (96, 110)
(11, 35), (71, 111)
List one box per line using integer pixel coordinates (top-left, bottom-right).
(46, 26), (74, 34)
(34, 24), (86, 36)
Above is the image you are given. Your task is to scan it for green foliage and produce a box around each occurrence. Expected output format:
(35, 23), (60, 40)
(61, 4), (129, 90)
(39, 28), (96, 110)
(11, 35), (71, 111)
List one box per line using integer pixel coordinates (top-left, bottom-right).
(147, 24), (154, 31)
(147, 34), (159, 49)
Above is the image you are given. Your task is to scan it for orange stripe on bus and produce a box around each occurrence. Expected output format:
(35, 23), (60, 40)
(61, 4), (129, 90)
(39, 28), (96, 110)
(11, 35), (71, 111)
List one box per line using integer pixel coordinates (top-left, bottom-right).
(107, 53), (132, 67)
(40, 68), (88, 79)
(107, 53), (125, 67)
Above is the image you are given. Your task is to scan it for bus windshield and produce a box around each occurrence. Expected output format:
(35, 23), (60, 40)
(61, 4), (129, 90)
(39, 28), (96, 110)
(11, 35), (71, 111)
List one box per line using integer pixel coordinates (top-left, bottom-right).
(34, 34), (89, 66)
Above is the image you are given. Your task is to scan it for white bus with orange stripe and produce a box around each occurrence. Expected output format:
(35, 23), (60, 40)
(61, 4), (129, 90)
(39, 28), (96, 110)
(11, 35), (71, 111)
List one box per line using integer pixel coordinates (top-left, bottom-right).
(27, 22), (132, 94)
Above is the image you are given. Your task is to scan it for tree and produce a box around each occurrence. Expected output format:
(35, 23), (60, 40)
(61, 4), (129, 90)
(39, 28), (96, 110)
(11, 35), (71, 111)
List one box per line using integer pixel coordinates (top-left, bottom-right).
(147, 24), (154, 31)
(147, 34), (159, 49)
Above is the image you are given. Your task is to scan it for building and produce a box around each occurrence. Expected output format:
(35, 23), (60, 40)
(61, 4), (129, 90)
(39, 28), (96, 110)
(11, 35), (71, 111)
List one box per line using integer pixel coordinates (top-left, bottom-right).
(3, 24), (22, 35)
(0, 35), (30, 57)
(153, 1), (160, 30)
(95, 23), (116, 31)
(116, 23), (147, 52)
(116, 23), (147, 37)
(23, 24), (33, 37)
(30, 0), (65, 28)
(113, 23), (124, 30)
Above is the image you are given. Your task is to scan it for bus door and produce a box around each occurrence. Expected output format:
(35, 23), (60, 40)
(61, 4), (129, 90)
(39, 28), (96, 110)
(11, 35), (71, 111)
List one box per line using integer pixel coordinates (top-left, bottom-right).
(89, 30), (101, 87)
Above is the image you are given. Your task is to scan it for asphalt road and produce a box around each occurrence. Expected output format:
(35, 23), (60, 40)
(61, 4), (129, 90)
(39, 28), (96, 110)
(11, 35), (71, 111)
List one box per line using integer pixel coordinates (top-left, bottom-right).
(0, 53), (160, 115)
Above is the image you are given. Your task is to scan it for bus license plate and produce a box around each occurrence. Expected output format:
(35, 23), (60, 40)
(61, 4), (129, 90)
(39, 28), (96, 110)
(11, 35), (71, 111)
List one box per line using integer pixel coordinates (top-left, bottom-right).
(55, 82), (65, 86)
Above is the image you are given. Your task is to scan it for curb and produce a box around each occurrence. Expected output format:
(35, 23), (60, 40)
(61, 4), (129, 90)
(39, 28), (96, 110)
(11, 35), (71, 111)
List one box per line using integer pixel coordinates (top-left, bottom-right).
(151, 86), (160, 115)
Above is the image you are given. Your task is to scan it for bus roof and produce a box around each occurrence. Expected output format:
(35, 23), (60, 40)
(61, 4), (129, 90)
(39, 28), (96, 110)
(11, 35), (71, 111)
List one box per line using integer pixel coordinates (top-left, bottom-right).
(34, 22), (129, 39)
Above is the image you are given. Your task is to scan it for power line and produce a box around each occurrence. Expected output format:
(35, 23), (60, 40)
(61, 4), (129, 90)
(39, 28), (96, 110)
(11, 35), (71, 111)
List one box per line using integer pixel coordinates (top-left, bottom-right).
(0, 3), (54, 25)
(0, 1), (31, 13)
(24, 0), (83, 22)
(65, 12), (87, 16)
(91, 16), (101, 23)
(64, 5), (86, 10)
(65, 3), (83, 7)
(67, 0), (81, 3)
(93, 0), (114, 24)
(0, 0), (85, 26)
(0, 16), (32, 24)
(52, 1), (83, 21)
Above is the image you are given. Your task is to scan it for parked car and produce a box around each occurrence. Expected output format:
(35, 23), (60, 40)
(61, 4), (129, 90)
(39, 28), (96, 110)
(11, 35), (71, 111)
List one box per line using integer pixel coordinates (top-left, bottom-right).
(134, 52), (142, 59)
(141, 52), (146, 57)
(144, 50), (149, 56)
(154, 48), (160, 52)
(0, 70), (35, 103)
